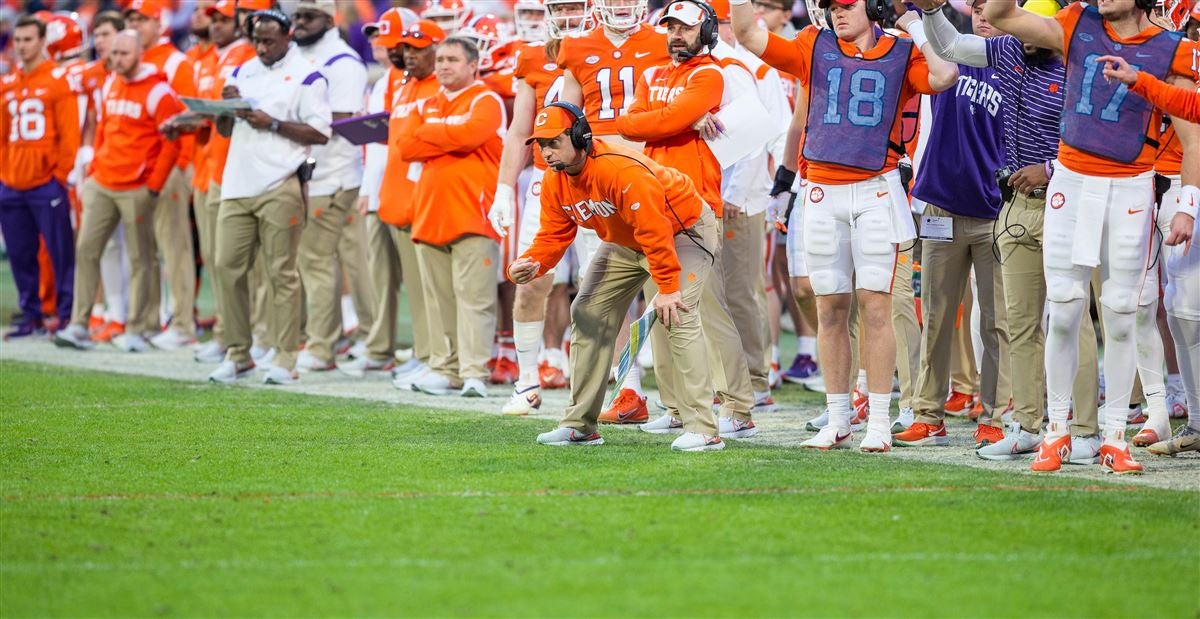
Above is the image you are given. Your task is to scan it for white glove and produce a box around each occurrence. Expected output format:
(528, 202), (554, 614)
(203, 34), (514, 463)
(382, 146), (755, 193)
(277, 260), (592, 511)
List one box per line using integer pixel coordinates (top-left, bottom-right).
(489, 184), (516, 237)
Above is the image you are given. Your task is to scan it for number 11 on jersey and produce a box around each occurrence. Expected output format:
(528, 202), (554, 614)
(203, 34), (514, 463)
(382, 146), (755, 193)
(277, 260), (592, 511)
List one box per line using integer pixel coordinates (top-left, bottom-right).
(595, 66), (634, 121)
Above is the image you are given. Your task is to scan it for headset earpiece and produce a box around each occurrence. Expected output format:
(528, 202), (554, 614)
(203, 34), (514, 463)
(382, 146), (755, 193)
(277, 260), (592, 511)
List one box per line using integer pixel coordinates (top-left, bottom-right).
(865, 0), (888, 22)
(693, 1), (719, 49)
(546, 101), (592, 152)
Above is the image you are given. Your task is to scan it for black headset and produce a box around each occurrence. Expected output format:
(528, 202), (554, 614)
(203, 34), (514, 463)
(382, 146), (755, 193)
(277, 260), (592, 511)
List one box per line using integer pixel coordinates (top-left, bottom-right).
(823, 0), (889, 25)
(692, 0), (719, 49)
(1134, 0), (1154, 14)
(247, 9), (292, 35)
(545, 101), (593, 152)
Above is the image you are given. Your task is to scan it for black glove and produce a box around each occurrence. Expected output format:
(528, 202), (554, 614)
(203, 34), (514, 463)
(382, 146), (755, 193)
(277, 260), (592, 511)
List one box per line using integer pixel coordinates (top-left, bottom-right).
(770, 165), (796, 198)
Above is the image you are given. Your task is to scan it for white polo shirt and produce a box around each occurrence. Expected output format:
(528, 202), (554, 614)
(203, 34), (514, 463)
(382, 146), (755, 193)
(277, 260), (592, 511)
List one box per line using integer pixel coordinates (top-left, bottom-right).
(361, 75), (388, 213)
(297, 28), (368, 197)
(221, 44), (332, 201)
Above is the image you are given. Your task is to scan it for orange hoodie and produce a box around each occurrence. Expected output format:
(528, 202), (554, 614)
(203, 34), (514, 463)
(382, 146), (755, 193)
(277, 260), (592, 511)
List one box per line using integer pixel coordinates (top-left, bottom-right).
(90, 64), (183, 193)
(520, 139), (703, 294)
(398, 80), (505, 247)
(378, 69), (440, 228)
(615, 56), (724, 215)
(143, 39), (196, 170)
(0, 60), (81, 190)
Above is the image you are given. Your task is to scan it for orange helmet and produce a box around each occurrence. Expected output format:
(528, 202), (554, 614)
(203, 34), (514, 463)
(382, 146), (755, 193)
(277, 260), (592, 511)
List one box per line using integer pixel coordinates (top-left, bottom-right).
(422, 0), (472, 36)
(459, 14), (511, 71)
(1152, 0), (1193, 30)
(37, 11), (86, 61)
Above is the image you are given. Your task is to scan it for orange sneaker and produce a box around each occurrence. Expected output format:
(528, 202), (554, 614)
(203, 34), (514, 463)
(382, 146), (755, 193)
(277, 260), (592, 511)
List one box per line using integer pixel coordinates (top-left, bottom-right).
(1131, 426), (1170, 448)
(968, 397), (984, 421)
(93, 321), (125, 343)
(1031, 435), (1071, 473)
(87, 315), (105, 334)
(944, 390), (974, 416)
(851, 396), (868, 429)
(973, 423), (1004, 448)
(893, 422), (950, 447)
(1099, 442), (1144, 475)
(599, 389), (649, 424)
(538, 361), (568, 389)
(489, 357), (518, 385)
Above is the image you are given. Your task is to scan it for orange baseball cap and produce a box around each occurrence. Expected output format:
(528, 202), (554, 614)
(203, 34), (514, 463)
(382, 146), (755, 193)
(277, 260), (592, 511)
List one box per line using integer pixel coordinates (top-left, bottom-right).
(125, 0), (166, 19)
(207, 0), (237, 17)
(364, 8), (409, 47)
(236, 0), (275, 11)
(709, 0), (731, 21)
(525, 106), (576, 144)
(399, 19), (446, 48)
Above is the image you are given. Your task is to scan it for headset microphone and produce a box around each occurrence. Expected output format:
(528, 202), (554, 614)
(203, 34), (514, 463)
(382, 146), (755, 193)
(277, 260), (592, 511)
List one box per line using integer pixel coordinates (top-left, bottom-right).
(552, 162), (567, 171)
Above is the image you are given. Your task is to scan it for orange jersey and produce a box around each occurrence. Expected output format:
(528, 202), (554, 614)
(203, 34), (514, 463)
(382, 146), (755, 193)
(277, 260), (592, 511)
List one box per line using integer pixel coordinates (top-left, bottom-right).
(522, 139), (703, 294)
(1133, 70), (1200, 125)
(0, 60), (81, 190)
(143, 39), (197, 169)
(556, 24), (671, 136)
(398, 80), (505, 247)
(482, 67), (517, 99)
(514, 41), (566, 170)
(198, 39), (256, 190)
(1055, 6), (1198, 177)
(761, 27), (935, 185)
(378, 69), (440, 228)
(91, 64), (183, 193)
(615, 56), (724, 214)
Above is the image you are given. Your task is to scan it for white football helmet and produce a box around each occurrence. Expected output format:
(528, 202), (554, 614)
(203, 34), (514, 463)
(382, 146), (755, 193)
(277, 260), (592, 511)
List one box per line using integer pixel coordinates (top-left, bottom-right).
(545, 0), (594, 37)
(514, 0), (548, 41)
(592, 0), (646, 31)
(804, 0), (829, 29)
(1150, 0), (1190, 30)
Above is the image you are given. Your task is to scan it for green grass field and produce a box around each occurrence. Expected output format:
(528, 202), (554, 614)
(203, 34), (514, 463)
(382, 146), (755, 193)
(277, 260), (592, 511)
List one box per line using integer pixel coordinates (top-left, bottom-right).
(2, 361), (1198, 617)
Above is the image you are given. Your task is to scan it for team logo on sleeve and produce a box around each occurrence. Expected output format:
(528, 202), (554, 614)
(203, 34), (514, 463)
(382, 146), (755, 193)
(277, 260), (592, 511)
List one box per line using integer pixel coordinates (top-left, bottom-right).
(1050, 192), (1065, 209)
(809, 187), (825, 204)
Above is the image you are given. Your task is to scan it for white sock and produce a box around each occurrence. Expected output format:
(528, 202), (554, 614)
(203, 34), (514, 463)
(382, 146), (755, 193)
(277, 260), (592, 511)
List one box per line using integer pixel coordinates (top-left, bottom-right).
(856, 369), (868, 395)
(1100, 307), (1138, 446)
(1046, 298), (1086, 440)
(798, 336), (816, 357)
(827, 393), (851, 430)
(867, 392), (891, 429)
(1167, 373), (1182, 392)
(341, 294), (358, 333)
(513, 320), (543, 388)
(1135, 303), (1169, 430)
(622, 362), (644, 397)
(544, 346), (566, 370)
(771, 345), (780, 365)
(1166, 313), (1200, 431)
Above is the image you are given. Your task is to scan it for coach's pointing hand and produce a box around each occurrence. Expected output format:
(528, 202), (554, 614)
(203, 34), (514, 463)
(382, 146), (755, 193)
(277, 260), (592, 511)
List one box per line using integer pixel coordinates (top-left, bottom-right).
(653, 291), (689, 330)
(508, 257), (542, 285)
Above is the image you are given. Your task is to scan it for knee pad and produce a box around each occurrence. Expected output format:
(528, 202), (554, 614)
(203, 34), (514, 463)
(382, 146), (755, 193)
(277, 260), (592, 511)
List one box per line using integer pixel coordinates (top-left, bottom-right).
(1045, 269), (1088, 304)
(809, 268), (851, 296)
(855, 265), (893, 293)
(1099, 280), (1141, 314)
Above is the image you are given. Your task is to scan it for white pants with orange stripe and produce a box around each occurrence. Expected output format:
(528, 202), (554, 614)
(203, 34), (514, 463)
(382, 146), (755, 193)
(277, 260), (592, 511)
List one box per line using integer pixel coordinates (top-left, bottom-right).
(801, 172), (899, 296)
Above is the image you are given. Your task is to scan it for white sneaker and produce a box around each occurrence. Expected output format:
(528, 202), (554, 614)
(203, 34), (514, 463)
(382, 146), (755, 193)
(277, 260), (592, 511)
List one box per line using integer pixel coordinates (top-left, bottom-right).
(338, 355), (395, 378)
(502, 385), (542, 416)
(150, 329), (196, 350)
(262, 365), (299, 385)
(1067, 434), (1102, 465)
(392, 364), (429, 390)
(208, 359), (256, 384)
(112, 333), (149, 353)
(671, 432), (725, 452)
(977, 423), (1041, 461)
(391, 358), (423, 378)
(295, 350), (336, 372)
(718, 417), (758, 439)
(252, 347), (276, 367)
(53, 325), (95, 350)
(250, 344), (269, 361)
(803, 373), (826, 393)
(805, 409), (829, 432)
(752, 392), (777, 414)
(891, 407), (915, 433)
(1166, 383), (1188, 419)
(346, 340), (368, 360)
(537, 427), (603, 446)
(413, 371), (455, 396)
(858, 425), (892, 453)
(394, 346), (414, 363)
(461, 378), (487, 398)
(193, 340), (225, 363)
(654, 399), (668, 411)
(640, 414), (684, 434)
(800, 425), (852, 450)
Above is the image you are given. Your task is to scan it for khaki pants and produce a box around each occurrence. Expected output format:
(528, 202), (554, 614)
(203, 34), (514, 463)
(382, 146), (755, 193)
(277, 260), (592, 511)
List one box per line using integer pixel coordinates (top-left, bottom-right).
(653, 213), (754, 421)
(215, 178), (305, 369)
(892, 247), (921, 409)
(71, 180), (158, 335)
(152, 166), (196, 336)
(197, 183), (223, 341)
(997, 193), (1100, 435)
(397, 227), (432, 363)
(415, 234), (498, 384)
(563, 208), (719, 435)
(950, 286), (978, 394)
(337, 204), (376, 339)
(298, 188), (358, 363)
(364, 214), (401, 363)
(913, 205), (1007, 428)
(722, 209), (769, 394)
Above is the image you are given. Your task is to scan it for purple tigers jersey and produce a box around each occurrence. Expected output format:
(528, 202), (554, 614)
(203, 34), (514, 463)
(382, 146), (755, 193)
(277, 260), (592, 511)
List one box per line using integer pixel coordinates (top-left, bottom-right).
(1060, 5), (1181, 163)
(803, 30), (912, 172)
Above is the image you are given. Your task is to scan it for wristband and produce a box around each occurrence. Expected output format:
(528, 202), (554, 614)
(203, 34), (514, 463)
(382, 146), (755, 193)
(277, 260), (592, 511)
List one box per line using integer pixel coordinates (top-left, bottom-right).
(904, 19), (929, 49)
(771, 165), (796, 197)
(922, 5), (943, 14)
(730, 0), (750, 5)
(269, 119), (280, 133)
(1178, 185), (1200, 220)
